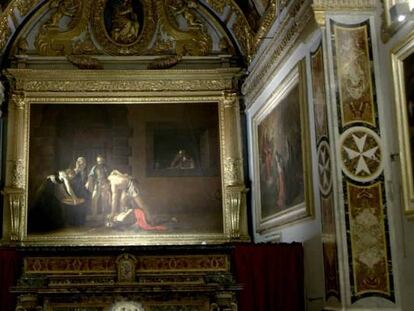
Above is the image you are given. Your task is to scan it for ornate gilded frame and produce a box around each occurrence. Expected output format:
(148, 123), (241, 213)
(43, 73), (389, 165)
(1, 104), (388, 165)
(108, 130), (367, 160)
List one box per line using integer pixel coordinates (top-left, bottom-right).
(2, 68), (249, 246)
(251, 60), (314, 234)
(392, 31), (414, 220)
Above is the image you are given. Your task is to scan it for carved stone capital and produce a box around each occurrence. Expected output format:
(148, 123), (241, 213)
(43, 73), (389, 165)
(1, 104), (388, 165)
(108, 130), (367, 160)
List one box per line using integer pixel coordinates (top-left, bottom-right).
(222, 90), (238, 108)
(11, 93), (26, 110)
(313, 9), (326, 27)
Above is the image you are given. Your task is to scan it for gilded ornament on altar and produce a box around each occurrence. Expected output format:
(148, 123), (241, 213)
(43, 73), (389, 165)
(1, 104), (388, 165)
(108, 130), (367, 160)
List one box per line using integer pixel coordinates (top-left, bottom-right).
(116, 254), (137, 283)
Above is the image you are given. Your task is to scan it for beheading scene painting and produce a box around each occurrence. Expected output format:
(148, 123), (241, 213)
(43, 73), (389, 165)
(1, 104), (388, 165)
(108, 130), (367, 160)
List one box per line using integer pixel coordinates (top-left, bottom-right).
(28, 103), (222, 236)
(257, 83), (304, 219)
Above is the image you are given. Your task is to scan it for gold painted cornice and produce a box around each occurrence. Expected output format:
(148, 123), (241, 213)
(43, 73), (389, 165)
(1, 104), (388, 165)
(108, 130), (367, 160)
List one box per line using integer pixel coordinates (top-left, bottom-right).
(312, 0), (377, 9)
(5, 68), (242, 93)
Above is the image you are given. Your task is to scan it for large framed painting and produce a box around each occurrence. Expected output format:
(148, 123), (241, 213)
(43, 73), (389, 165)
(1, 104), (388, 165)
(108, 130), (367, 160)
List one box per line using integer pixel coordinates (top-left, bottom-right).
(2, 69), (249, 245)
(252, 60), (313, 233)
(392, 30), (414, 220)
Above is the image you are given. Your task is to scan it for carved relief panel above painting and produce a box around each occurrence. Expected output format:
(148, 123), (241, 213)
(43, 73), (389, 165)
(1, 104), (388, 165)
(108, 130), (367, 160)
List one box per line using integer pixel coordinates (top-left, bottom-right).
(10, 0), (235, 68)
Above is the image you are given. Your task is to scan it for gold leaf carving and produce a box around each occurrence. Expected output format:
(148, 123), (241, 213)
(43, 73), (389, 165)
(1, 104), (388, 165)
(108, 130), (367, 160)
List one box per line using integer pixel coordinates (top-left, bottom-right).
(22, 79), (232, 92)
(203, 0), (252, 58)
(72, 32), (98, 55)
(35, 0), (88, 56)
(14, 0), (37, 16)
(153, 0), (212, 56)
(67, 55), (103, 69)
(204, 0), (228, 15)
(253, 0), (279, 54)
(0, 16), (11, 51)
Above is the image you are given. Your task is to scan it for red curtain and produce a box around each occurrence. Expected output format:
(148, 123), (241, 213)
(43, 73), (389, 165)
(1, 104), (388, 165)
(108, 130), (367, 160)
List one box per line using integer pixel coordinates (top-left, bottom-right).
(0, 248), (21, 311)
(233, 243), (304, 311)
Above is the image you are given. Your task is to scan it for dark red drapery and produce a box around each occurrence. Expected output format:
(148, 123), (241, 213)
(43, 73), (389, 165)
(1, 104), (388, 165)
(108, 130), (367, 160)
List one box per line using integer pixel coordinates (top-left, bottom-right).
(0, 248), (21, 311)
(233, 243), (304, 311)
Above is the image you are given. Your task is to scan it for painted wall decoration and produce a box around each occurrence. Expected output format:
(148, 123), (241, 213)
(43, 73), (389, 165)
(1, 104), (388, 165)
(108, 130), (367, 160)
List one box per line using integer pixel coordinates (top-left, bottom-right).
(27, 103), (223, 238)
(331, 19), (394, 302)
(333, 23), (376, 128)
(311, 44), (340, 301)
(312, 46), (329, 140)
(346, 182), (393, 299)
(340, 126), (383, 183)
(253, 60), (313, 233)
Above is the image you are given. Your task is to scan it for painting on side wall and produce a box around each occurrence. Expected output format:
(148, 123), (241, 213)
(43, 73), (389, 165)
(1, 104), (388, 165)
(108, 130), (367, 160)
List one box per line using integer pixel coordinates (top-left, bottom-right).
(26, 102), (224, 243)
(253, 60), (314, 234)
(392, 31), (414, 221)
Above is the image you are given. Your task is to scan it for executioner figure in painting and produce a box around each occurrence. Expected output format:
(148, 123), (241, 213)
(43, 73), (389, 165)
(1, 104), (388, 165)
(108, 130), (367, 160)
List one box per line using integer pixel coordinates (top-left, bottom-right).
(107, 170), (167, 230)
(111, 0), (140, 44)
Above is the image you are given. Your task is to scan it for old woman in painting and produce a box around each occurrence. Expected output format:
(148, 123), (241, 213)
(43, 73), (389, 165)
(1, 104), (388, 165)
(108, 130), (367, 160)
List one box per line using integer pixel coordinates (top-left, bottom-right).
(28, 157), (90, 232)
(111, 0), (140, 44)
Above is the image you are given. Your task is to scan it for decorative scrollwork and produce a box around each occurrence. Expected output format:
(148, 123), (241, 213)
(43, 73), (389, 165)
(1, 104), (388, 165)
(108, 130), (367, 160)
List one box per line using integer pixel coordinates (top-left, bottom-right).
(14, 0), (38, 16)
(116, 254), (137, 283)
(0, 16), (11, 51)
(35, 0), (88, 56)
(152, 0), (212, 57)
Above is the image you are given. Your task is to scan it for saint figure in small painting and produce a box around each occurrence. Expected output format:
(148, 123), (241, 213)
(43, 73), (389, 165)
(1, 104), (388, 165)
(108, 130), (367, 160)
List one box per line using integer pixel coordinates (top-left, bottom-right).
(110, 0), (140, 44)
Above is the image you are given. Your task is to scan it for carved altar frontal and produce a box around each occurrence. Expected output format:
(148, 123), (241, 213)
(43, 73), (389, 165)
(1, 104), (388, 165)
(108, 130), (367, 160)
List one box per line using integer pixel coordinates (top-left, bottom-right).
(13, 253), (239, 311)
